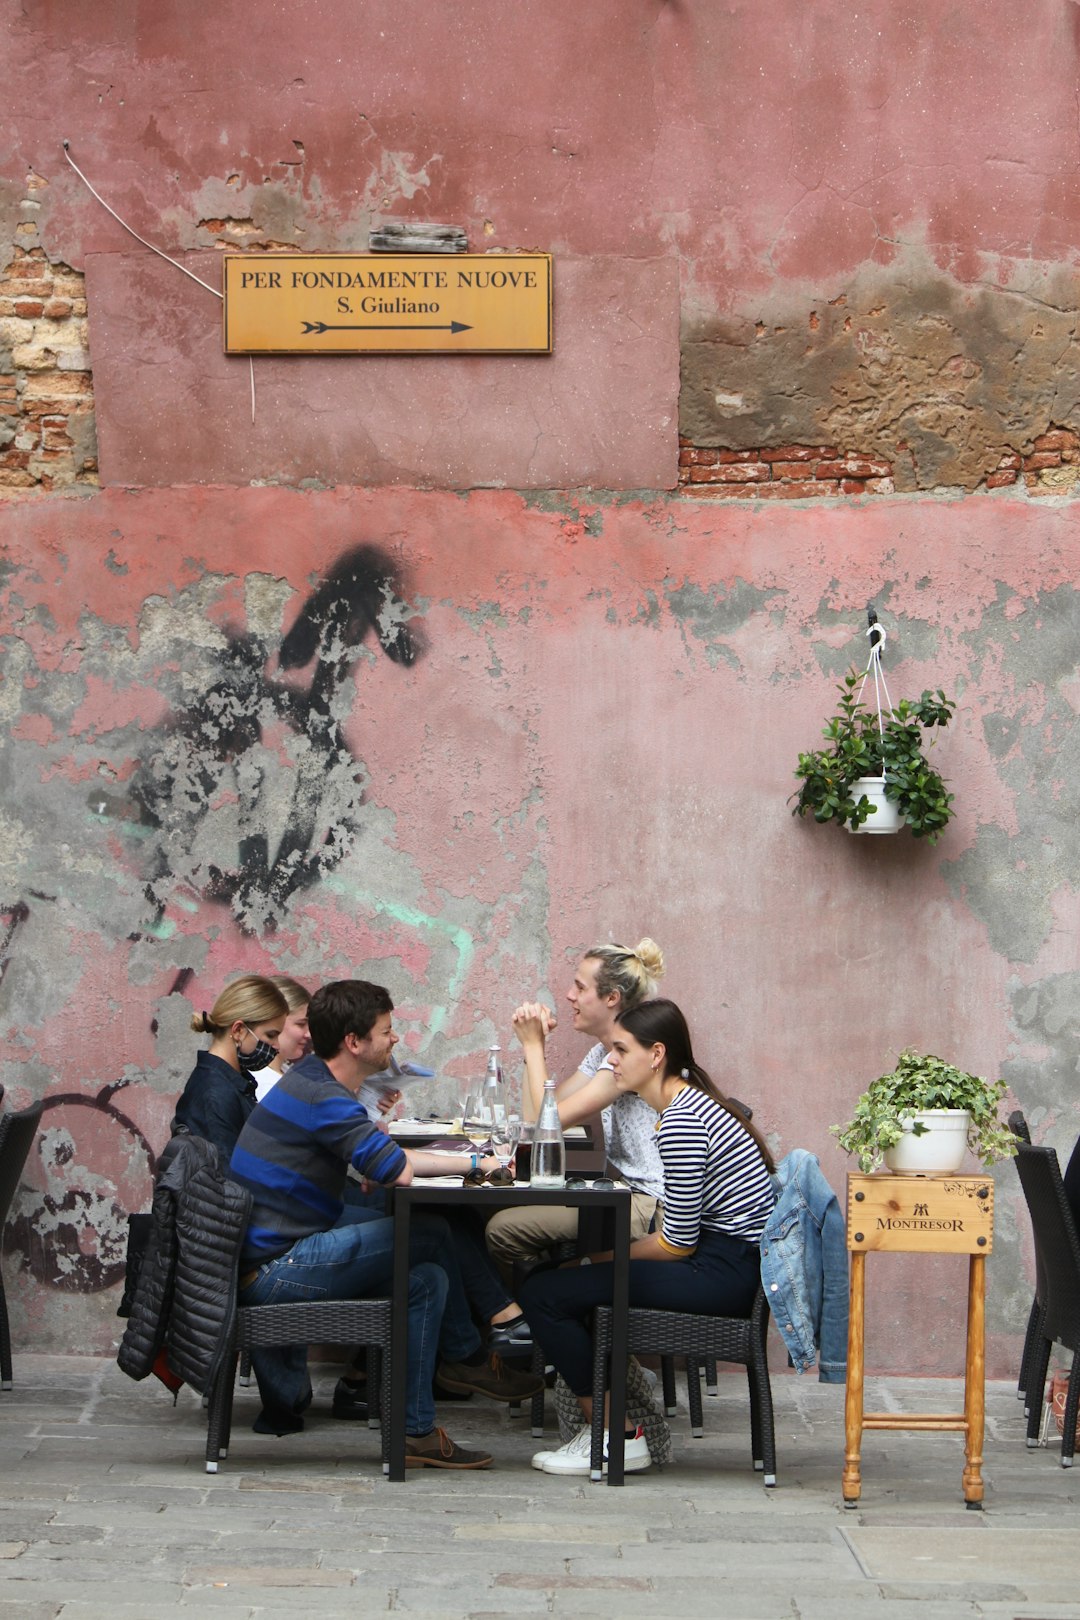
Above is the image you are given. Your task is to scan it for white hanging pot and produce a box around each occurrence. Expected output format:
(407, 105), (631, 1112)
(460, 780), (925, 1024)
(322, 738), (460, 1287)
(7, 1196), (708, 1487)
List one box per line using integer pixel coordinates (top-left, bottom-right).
(883, 1109), (972, 1175)
(848, 776), (905, 834)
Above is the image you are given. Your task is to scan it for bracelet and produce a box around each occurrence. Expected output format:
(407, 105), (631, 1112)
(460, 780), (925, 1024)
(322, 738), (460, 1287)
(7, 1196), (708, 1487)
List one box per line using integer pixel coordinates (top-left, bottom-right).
(469, 1152), (479, 1173)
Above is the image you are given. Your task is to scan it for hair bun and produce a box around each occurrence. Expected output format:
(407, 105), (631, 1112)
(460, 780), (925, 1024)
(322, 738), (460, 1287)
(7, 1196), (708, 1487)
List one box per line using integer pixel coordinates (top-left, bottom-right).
(634, 938), (665, 983)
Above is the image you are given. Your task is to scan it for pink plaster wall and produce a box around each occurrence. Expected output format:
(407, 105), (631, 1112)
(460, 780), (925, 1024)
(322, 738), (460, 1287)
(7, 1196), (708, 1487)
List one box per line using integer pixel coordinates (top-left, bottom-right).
(3, 485), (1078, 1375)
(3, 0), (1080, 1378)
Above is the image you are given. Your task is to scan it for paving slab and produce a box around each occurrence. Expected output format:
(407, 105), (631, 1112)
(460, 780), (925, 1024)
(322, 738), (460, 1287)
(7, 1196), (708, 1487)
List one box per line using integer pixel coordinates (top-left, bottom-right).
(2, 1359), (1080, 1619)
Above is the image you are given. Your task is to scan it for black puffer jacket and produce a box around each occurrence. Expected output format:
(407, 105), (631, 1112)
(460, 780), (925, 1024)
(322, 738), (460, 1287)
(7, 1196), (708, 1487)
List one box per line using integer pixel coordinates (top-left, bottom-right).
(117, 1134), (251, 1395)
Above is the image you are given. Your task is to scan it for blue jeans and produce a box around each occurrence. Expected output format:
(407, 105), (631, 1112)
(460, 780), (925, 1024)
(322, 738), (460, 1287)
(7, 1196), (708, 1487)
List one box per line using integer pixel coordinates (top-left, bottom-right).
(520, 1228), (762, 1396)
(241, 1216), (456, 1437)
(338, 1184), (510, 1331)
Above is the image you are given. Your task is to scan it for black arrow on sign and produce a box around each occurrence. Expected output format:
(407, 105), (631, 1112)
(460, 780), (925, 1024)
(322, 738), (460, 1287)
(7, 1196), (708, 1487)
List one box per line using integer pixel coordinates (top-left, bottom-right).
(301, 319), (472, 335)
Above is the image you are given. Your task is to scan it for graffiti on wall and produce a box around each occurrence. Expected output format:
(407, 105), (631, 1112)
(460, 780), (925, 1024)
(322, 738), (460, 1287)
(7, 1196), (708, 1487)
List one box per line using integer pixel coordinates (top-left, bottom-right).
(1, 543), (429, 1305)
(89, 542), (425, 934)
(6, 1086), (157, 1293)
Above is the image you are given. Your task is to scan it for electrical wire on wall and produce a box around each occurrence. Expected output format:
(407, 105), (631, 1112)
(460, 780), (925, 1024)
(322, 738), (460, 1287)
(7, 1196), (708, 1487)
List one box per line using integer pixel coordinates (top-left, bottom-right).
(61, 142), (257, 424)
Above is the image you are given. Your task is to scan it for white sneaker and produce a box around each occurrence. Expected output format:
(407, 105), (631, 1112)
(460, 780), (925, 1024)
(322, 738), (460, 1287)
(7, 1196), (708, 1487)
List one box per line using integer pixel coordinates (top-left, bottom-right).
(536, 1424), (650, 1476)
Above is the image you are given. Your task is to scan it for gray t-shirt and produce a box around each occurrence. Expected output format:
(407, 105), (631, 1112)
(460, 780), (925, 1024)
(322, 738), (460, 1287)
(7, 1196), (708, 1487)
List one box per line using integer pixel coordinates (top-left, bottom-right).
(580, 1042), (664, 1200)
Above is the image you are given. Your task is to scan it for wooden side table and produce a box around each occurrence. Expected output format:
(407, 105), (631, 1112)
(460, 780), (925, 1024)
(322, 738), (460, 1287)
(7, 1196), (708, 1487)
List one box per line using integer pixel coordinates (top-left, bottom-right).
(842, 1172), (994, 1508)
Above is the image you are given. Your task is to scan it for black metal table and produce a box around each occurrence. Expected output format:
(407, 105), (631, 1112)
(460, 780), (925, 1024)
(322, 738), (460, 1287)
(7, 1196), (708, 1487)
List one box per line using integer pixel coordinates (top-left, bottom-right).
(387, 1180), (633, 1483)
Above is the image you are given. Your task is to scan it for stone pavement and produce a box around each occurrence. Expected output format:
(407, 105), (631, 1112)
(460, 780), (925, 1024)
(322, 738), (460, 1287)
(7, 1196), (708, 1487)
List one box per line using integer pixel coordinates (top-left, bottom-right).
(1, 1355), (1078, 1619)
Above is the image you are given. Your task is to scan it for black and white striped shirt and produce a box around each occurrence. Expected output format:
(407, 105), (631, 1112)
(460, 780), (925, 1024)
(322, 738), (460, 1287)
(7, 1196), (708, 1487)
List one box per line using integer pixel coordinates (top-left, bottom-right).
(656, 1085), (775, 1254)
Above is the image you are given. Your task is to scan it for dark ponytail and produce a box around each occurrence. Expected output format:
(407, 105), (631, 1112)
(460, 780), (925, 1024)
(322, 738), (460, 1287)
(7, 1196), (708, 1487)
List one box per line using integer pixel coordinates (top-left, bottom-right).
(616, 998), (775, 1175)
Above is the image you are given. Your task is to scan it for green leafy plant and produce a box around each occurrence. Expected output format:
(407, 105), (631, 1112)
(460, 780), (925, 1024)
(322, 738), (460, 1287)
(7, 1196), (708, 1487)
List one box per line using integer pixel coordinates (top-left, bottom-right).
(791, 669), (956, 841)
(832, 1049), (1017, 1173)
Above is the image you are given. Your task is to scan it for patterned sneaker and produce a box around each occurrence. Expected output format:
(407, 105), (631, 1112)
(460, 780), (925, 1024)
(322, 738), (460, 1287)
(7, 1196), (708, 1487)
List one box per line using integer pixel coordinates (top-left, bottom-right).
(404, 1427), (493, 1470)
(538, 1424), (650, 1476)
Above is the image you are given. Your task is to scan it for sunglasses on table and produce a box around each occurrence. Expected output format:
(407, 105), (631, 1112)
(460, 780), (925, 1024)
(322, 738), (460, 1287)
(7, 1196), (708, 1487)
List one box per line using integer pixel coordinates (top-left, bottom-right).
(462, 1166), (515, 1187)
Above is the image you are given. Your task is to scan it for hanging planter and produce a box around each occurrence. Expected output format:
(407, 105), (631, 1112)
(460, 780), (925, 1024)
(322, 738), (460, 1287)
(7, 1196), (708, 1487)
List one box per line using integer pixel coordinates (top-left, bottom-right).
(848, 776), (905, 835)
(790, 611), (956, 843)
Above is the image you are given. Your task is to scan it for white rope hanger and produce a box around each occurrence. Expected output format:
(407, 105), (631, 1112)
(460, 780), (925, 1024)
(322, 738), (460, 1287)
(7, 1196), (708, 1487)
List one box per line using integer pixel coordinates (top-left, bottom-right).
(853, 609), (895, 783)
(61, 142), (256, 424)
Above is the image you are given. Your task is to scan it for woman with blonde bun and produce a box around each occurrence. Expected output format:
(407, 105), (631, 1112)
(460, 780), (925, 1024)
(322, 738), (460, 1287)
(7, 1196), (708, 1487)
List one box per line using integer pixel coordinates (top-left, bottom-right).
(486, 939), (666, 1277)
(172, 975), (288, 1162)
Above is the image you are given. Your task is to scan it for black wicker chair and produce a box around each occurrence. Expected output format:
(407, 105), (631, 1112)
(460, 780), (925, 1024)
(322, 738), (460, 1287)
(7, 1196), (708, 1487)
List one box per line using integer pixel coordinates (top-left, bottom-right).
(1013, 1143), (1080, 1465)
(204, 1296), (392, 1473)
(0, 1098), (44, 1390)
(588, 1285), (776, 1483)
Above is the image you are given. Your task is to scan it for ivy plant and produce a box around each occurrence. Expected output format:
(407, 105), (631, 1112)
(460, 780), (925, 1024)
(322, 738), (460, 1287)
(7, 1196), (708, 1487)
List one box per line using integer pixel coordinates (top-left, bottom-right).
(832, 1049), (1017, 1174)
(791, 669), (956, 841)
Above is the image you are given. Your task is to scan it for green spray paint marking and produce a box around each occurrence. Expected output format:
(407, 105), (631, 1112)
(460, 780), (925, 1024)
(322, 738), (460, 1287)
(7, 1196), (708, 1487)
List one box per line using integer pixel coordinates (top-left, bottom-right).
(320, 876), (475, 1037)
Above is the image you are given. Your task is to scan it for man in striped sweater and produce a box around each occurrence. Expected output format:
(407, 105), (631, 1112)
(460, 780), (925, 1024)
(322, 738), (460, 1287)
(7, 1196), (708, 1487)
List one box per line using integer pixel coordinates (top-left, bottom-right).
(230, 979), (541, 1467)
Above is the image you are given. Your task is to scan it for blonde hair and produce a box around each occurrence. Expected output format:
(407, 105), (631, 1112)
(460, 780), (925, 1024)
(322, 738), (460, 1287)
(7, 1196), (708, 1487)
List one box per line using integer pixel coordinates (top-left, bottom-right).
(268, 974), (312, 1013)
(584, 937), (665, 1010)
(190, 974), (289, 1037)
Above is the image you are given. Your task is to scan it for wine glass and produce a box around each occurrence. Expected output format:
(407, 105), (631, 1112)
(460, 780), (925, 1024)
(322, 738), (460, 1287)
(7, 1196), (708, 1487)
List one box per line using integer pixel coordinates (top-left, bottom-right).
(491, 1114), (522, 1176)
(460, 1083), (484, 1138)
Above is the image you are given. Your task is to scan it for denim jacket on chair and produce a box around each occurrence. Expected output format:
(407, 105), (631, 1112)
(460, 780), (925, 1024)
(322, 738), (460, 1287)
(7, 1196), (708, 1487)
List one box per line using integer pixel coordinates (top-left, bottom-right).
(759, 1149), (848, 1383)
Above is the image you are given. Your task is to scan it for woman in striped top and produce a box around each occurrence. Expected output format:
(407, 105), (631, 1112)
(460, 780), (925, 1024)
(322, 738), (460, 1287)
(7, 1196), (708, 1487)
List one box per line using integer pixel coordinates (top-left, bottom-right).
(521, 998), (776, 1475)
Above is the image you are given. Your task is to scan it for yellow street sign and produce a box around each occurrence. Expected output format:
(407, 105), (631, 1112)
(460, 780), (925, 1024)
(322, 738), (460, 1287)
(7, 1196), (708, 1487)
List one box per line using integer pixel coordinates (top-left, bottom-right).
(223, 253), (552, 355)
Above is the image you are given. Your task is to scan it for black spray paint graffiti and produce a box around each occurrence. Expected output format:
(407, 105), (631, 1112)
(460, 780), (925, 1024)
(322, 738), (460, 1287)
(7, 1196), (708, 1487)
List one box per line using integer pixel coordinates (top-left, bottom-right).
(89, 543), (425, 934)
(5, 1084), (158, 1294)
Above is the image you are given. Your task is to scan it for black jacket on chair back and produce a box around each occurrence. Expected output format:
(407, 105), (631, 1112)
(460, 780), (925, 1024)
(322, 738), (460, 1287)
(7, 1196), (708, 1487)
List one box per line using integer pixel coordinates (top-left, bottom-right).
(118, 1134), (251, 1396)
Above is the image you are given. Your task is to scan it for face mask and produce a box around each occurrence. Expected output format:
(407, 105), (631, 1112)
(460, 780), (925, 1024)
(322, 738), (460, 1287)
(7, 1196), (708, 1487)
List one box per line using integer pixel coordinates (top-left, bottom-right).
(237, 1027), (277, 1072)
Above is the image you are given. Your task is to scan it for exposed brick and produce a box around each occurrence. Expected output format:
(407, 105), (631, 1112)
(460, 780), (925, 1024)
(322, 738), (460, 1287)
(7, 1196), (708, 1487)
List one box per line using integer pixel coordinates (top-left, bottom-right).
(759, 444), (839, 462)
(714, 461), (769, 482)
(757, 478), (839, 498)
(687, 479), (839, 500)
(816, 456), (893, 479)
(0, 468), (37, 487)
(995, 450), (1023, 470)
(13, 299), (44, 318)
(716, 447), (756, 463)
(771, 461), (820, 481)
(22, 372), (92, 397)
(986, 470), (1019, 489)
(1032, 429), (1079, 452)
(1023, 451), (1062, 470)
(42, 298), (73, 320)
(683, 447), (721, 465)
(864, 476), (895, 493)
(2, 263), (47, 285)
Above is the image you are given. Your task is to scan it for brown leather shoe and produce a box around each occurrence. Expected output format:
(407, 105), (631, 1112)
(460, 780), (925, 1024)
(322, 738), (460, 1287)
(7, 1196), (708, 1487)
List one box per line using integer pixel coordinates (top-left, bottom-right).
(404, 1427), (493, 1469)
(436, 1352), (546, 1403)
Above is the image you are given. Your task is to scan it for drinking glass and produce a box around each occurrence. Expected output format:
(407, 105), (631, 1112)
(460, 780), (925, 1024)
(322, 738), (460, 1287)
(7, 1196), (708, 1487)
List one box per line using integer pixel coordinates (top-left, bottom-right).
(461, 1084), (484, 1137)
(491, 1114), (522, 1174)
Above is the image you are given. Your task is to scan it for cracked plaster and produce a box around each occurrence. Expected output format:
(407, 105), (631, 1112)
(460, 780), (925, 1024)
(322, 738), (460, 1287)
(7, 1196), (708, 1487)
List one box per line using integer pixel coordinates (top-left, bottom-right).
(681, 248), (1080, 492)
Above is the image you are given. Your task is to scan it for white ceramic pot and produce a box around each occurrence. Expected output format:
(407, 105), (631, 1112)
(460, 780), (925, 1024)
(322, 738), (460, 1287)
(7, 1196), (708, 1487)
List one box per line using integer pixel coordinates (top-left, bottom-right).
(882, 1109), (972, 1175)
(848, 776), (905, 834)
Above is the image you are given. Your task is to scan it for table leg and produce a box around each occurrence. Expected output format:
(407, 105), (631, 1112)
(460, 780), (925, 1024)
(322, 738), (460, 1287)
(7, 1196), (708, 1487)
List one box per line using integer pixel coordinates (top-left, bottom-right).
(842, 1249), (865, 1505)
(603, 1194), (631, 1486)
(962, 1254), (985, 1506)
(387, 1191), (412, 1481)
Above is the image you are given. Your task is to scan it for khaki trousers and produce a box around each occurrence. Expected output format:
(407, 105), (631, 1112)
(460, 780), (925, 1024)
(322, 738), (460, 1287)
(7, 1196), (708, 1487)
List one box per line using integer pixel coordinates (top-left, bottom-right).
(485, 1192), (658, 1272)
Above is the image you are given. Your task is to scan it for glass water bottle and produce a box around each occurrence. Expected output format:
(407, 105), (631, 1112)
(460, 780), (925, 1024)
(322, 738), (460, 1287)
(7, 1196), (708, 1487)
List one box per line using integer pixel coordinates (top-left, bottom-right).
(529, 1076), (566, 1187)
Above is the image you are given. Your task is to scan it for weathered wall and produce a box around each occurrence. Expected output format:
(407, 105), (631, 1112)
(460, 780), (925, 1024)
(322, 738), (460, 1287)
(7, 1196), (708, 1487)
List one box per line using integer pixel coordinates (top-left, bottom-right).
(2, 0), (1080, 1376)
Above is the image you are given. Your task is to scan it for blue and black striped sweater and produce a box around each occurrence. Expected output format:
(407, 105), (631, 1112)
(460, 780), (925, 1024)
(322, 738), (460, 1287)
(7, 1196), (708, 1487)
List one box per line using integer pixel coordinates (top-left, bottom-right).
(229, 1052), (407, 1269)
